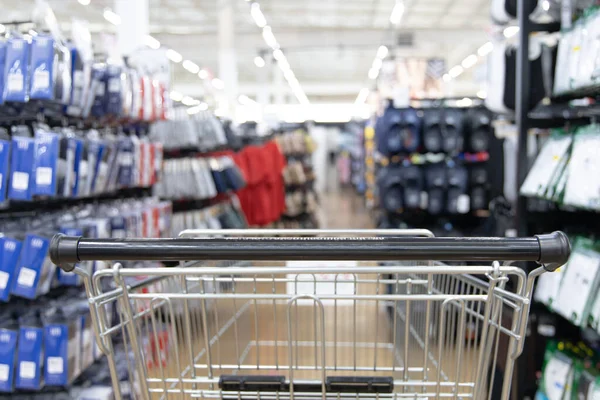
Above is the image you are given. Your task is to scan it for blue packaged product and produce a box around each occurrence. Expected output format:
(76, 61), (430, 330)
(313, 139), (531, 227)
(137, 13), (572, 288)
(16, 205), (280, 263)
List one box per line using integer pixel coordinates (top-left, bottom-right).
(15, 324), (43, 390)
(33, 128), (59, 197)
(29, 34), (55, 100)
(90, 66), (107, 118)
(0, 237), (23, 302)
(0, 41), (7, 104)
(105, 65), (122, 117)
(0, 324), (18, 392)
(43, 324), (68, 386)
(8, 136), (35, 201)
(0, 137), (10, 203)
(3, 37), (30, 102)
(11, 234), (52, 299)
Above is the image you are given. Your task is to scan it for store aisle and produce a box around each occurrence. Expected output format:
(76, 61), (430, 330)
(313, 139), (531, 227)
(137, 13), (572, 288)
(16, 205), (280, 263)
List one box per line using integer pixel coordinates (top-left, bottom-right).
(320, 188), (375, 229)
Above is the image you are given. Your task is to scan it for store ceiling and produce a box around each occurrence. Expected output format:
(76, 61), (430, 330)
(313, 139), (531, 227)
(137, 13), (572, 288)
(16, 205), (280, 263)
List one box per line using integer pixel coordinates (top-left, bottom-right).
(0, 0), (491, 103)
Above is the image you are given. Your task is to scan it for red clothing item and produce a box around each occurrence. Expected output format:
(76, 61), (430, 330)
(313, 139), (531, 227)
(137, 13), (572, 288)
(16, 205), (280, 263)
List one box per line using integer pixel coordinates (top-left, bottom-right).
(231, 142), (286, 226)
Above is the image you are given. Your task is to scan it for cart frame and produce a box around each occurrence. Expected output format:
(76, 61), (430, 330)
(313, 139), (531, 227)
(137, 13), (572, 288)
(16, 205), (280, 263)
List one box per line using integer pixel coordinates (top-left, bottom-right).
(50, 229), (570, 400)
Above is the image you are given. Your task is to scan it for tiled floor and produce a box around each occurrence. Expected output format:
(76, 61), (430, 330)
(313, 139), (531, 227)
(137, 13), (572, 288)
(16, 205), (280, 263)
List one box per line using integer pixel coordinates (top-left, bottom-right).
(319, 188), (375, 230)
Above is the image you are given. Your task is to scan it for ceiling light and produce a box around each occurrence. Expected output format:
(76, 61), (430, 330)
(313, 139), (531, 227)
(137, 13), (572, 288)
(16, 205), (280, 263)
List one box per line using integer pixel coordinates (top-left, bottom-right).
(355, 88), (369, 105)
(166, 49), (183, 63)
(272, 49), (284, 61)
(377, 45), (389, 59)
(372, 58), (383, 71)
(477, 42), (493, 57)
(250, 3), (267, 28)
(278, 58), (291, 72)
(262, 26), (278, 49)
(182, 96), (199, 106)
(448, 65), (464, 78)
(188, 103), (208, 115)
(103, 9), (121, 25)
(542, 0), (550, 11)
(368, 68), (380, 80)
(477, 90), (487, 99)
(284, 70), (295, 81)
(212, 78), (225, 90)
(169, 91), (183, 102)
(461, 54), (478, 69)
(390, 1), (405, 24)
(198, 69), (209, 79)
(143, 35), (160, 50)
(443, 74), (451, 82)
(254, 56), (266, 68)
(503, 26), (519, 38)
(78, 0), (90, 5)
(182, 60), (200, 74)
(458, 97), (473, 107)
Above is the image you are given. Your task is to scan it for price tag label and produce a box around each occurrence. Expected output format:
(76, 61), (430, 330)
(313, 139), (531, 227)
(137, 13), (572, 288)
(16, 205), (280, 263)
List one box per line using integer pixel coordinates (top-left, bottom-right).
(36, 167), (53, 186)
(47, 357), (64, 374)
(0, 364), (9, 382)
(12, 171), (29, 191)
(0, 271), (9, 290)
(33, 70), (50, 91)
(17, 267), (36, 288)
(19, 361), (36, 379)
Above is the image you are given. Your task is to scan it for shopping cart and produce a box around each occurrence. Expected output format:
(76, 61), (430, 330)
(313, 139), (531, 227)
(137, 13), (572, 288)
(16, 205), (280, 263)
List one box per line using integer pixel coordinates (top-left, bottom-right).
(50, 229), (571, 400)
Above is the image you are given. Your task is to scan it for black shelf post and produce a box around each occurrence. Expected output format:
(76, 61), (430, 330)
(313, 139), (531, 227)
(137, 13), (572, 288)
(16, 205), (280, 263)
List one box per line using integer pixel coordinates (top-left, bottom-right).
(516, 0), (532, 238)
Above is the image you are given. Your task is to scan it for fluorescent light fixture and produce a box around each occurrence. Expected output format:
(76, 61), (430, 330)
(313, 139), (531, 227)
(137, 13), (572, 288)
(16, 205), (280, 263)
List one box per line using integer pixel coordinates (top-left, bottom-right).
(103, 9), (121, 25)
(477, 90), (487, 99)
(182, 60), (200, 74)
(212, 78), (225, 90)
(278, 58), (291, 73)
(377, 45), (389, 59)
(443, 74), (451, 82)
(372, 58), (383, 71)
(272, 49), (284, 61)
(78, 0), (90, 5)
(166, 49), (183, 63)
(251, 3), (267, 28)
(355, 88), (369, 105)
(503, 26), (519, 38)
(461, 54), (478, 69)
(169, 90), (183, 102)
(448, 65), (464, 78)
(390, 1), (405, 24)
(198, 69), (209, 79)
(182, 96), (199, 106)
(144, 35), (160, 50)
(478, 42), (493, 57)
(262, 26), (278, 49)
(254, 56), (266, 68)
(284, 70), (295, 81)
(368, 68), (379, 80)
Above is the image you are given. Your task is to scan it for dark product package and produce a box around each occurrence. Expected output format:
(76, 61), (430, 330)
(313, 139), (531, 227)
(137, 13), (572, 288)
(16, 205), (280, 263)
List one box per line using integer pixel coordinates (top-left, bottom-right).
(3, 37), (30, 103)
(105, 64), (123, 117)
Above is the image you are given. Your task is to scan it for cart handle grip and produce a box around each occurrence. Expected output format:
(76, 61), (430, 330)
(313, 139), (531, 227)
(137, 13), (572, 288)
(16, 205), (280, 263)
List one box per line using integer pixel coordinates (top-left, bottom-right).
(50, 231), (570, 272)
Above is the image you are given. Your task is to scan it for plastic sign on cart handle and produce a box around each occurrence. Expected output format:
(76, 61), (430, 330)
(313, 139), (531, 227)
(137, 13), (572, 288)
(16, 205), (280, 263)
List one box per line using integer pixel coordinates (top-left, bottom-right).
(49, 231), (571, 268)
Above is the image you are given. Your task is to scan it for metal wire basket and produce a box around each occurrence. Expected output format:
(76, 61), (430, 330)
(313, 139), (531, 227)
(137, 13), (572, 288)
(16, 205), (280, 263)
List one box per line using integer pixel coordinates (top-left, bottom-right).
(50, 229), (570, 400)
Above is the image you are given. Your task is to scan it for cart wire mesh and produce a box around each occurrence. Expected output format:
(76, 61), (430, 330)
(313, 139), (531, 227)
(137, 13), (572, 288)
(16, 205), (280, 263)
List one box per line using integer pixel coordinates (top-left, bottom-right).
(51, 229), (571, 400)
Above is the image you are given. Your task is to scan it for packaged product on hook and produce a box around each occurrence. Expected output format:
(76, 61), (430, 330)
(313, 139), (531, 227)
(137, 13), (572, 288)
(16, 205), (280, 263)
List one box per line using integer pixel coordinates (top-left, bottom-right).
(3, 37), (30, 103)
(8, 126), (35, 201)
(15, 311), (44, 390)
(105, 64), (123, 117)
(32, 124), (59, 197)
(29, 34), (55, 100)
(0, 316), (18, 392)
(0, 235), (23, 302)
(11, 233), (54, 299)
(0, 40), (7, 105)
(0, 128), (10, 203)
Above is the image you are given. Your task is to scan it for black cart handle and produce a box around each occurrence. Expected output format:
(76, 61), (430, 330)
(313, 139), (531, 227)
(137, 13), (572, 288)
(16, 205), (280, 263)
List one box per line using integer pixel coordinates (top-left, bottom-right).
(50, 231), (570, 273)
